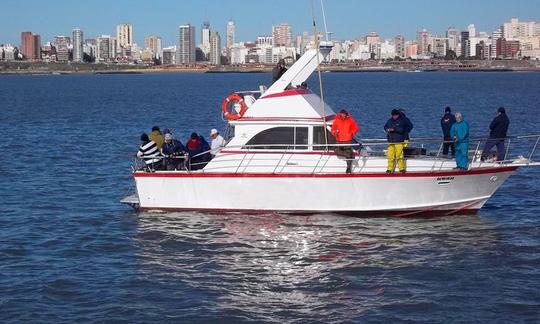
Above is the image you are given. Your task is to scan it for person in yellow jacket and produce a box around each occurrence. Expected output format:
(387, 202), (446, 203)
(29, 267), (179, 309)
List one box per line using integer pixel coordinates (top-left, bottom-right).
(149, 126), (164, 149)
(384, 109), (407, 173)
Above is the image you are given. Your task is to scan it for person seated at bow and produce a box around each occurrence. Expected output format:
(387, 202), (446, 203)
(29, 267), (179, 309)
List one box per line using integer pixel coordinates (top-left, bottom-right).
(161, 130), (186, 170)
(185, 132), (212, 170)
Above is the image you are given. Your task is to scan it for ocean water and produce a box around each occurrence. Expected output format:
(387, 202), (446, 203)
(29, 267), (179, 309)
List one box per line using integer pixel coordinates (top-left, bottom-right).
(1, 72), (539, 323)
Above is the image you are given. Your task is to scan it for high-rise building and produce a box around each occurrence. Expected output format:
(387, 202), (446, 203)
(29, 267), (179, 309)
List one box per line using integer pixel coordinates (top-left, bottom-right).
(467, 24), (476, 38)
(145, 36), (162, 60)
(209, 31), (221, 65)
(366, 32), (380, 58)
(178, 24), (196, 64)
(72, 28), (83, 62)
(503, 18), (536, 40)
(162, 46), (177, 65)
(496, 38), (520, 59)
(226, 20), (235, 49)
(394, 35), (405, 58)
(491, 28), (502, 59)
(116, 23), (133, 54)
(54, 36), (70, 62)
(460, 31), (470, 58)
(21, 31), (41, 61)
(446, 27), (459, 52)
(417, 28), (431, 57)
(97, 35), (112, 62)
(431, 36), (447, 58)
(201, 22), (211, 60)
(272, 23), (292, 47)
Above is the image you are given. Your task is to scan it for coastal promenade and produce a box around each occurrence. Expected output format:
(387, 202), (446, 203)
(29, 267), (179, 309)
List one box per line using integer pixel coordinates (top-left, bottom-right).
(1, 59), (540, 75)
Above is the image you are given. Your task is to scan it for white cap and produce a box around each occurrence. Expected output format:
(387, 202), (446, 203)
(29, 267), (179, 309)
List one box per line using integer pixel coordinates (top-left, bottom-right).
(164, 133), (173, 141)
(210, 128), (218, 135)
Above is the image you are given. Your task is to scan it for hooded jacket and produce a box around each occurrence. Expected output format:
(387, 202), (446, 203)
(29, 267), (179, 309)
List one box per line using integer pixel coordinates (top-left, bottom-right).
(331, 114), (359, 142)
(489, 112), (509, 139)
(450, 115), (469, 144)
(384, 116), (406, 143)
(441, 112), (456, 138)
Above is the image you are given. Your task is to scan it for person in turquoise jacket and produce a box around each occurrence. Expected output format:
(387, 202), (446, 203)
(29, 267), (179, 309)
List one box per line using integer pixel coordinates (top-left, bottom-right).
(450, 112), (470, 170)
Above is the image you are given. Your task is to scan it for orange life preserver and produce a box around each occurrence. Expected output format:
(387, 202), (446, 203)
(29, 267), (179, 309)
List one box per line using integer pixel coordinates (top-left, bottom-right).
(222, 93), (247, 120)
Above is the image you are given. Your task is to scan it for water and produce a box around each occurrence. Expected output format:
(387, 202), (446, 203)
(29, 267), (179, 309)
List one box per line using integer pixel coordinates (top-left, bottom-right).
(1, 72), (540, 323)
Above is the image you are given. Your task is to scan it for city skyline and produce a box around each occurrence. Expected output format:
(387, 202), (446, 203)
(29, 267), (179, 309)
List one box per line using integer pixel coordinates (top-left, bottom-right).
(1, 0), (539, 46)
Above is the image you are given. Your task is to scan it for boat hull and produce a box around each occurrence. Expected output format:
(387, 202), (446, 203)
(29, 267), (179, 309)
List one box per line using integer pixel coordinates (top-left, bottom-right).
(133, 166), (517, 216)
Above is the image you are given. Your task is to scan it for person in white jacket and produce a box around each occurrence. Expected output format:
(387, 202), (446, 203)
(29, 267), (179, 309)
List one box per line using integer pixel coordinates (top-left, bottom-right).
(209, 128), (225, 157)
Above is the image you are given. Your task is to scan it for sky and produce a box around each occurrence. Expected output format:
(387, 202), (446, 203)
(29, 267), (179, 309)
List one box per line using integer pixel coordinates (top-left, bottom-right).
(0, 0), (539, 46)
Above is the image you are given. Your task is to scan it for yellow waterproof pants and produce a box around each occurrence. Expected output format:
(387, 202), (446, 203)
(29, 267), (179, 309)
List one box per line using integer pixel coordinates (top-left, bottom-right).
(387, 143), (405, 172)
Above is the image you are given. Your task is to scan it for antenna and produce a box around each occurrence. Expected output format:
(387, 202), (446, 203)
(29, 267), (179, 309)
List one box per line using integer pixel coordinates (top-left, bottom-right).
(320, 0), (329, 42)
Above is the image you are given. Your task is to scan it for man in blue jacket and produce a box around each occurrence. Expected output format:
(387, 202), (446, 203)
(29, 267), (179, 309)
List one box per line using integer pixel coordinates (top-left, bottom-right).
(450, 112), (470, 170)
(161, 131), (186, 170)
(440, 106), (456, 156)
(481, 107), (510, 162)
(384, 109), (407, 173)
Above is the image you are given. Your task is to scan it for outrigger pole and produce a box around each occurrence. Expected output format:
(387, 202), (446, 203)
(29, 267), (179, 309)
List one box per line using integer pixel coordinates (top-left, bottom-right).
(312, 0), (330, 150)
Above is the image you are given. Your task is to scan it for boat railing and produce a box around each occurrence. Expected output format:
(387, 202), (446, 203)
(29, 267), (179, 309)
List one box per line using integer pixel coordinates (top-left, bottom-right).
(134, 135), (540, 174)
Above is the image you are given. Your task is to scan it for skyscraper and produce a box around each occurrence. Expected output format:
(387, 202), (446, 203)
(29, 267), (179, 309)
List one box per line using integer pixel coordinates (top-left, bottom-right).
(272, 23), (292, 47)
(460, 31), (470, 58)
(502, 18), (537, 40)
(394, 35), (405, 58)
(209, 31), (221, 66)
(54, 36), (70, 62)
(178, 24), (196, 64)
(72, 28), (83, 62)
(21, 31), (41, 61)
(467, 24), (476, 38)
(226, 20), (235, 49)
(97, 35), (112, 62)
(446, 27), (459, 52)
(417, 28), (431, 57)
(491, 28), (502, 59)
(116, 23), (133, 54)
(201, 22), (211, 60)
(145, 36), (162, 60)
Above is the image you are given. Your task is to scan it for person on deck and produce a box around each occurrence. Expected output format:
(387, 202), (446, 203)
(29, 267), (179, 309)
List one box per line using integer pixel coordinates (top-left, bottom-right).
(149, 126), (164, 149)
(481, 107), (510, 162)
(399, 108), (413, 148)
(441, 106), (456, 156)
(271, 59), (288, 84)
(161, 131), (186, 170)
(185, 133), (211, 170)
(137, 133), (163, 171)
(331, 109), (359, 174)
(209, 128), (225, 158)
(450, 112), (470, 170)
(384, 109), (407, 173)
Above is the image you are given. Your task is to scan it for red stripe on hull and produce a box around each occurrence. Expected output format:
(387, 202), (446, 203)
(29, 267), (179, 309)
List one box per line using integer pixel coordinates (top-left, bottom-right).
(133, 166), (518, 178)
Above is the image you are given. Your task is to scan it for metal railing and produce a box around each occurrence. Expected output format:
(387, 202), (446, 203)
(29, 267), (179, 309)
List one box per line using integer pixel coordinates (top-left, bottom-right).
(134, 135), (540, 174)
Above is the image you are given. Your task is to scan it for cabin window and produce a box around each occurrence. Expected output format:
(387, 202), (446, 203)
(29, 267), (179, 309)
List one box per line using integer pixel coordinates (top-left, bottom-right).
(313, 126), (336, 150)
(244, 127), (309, 150)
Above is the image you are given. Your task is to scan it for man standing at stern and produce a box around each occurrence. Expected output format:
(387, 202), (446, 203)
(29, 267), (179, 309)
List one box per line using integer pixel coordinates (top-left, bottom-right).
(384, 109), (407, 174)
(331, 109), (359, 174)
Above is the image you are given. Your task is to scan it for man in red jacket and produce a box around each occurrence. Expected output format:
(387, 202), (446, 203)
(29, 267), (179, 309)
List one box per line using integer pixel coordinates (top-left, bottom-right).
(331, 109), (359, 174)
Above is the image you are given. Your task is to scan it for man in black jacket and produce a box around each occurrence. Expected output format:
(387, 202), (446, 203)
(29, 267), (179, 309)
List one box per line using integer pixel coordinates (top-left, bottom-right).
(481, 107), (510, 162)
(271, 59), (287, 84)
(440, 106), (456, 156)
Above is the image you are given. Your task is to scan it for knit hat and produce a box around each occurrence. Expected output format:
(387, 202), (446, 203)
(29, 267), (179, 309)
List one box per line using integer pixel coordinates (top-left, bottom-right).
(391, 109), (400, 116)
(210, 128), (218, 135)
(498, 107), (506, 114)
(140, 133), (149, 142)
(190, 132), (198, 139)
(164, 133), (172, 141)
(445, 106), (451, 113)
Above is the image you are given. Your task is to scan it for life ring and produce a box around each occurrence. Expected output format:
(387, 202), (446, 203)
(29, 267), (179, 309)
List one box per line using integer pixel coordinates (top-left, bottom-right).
(222, 93), (247, 120)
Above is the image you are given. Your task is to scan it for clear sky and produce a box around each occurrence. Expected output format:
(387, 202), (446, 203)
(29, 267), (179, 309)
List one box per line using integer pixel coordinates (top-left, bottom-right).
(1, 0), (538, 46)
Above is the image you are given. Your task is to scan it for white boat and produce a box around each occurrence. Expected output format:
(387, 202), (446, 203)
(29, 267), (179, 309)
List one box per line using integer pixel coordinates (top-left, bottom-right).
(124, 42), (540, 216)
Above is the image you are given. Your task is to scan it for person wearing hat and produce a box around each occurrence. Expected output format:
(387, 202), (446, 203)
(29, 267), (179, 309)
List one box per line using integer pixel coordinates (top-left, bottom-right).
(331, 109), (359, 174)
(271, 59), (288, 84)
(209, 129), (225, 158)
(161, 130), (186, 170)
(440, 106), (456, 156)
(481, 107), (510, 162)
(384, 109), (407, 173)
(149, 126), (164, 149)
(136, 133), (163, 171)
(450, 112), (470, 170)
